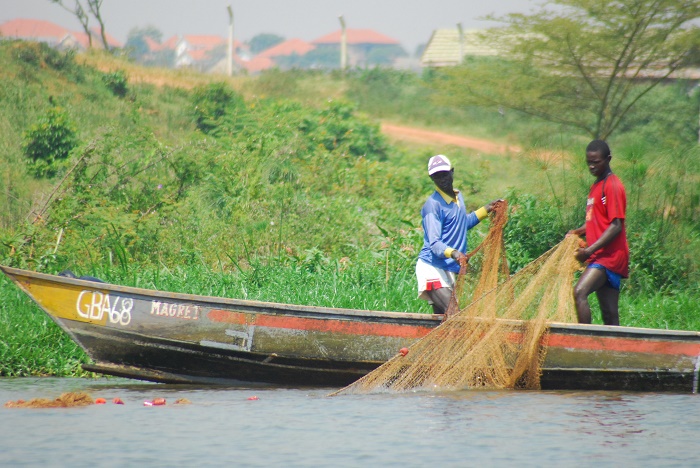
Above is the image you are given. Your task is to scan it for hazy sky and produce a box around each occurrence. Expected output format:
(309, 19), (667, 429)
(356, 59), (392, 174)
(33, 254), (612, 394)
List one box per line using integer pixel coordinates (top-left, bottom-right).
(2, 0), (538, 53)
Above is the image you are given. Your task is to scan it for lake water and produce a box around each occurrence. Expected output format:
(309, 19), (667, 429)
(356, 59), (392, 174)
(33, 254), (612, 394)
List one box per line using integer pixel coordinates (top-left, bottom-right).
(0, 377), (698, 467)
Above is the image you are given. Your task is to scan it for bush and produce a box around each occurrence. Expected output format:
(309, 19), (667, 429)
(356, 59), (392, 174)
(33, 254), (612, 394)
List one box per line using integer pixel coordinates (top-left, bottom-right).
(192, 82), (246, 134)
(299, 100), (389, 160)
(8, 41), (83, 84)
(12, 41), (41, 67)
(22, 107), (78, 178)
(503, 192), (567, 272)
(626, 218), (696, 293)
(102, 70), (128, 97)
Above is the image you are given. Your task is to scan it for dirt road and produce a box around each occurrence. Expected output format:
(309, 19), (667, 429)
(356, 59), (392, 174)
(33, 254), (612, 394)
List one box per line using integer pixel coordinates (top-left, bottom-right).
(381, 122), (521, 155)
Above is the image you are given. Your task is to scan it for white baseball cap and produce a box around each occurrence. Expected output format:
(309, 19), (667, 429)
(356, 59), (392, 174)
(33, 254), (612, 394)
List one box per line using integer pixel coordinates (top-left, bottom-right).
(428, 154), (452, 175)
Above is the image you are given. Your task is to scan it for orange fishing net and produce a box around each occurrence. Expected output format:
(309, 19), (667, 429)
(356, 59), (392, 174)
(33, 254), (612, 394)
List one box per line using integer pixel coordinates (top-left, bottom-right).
(331, 201), (581, 395)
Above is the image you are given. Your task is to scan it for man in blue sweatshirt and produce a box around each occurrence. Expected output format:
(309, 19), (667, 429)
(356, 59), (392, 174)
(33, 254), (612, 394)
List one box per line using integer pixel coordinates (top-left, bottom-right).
(416, 154), (497, 315)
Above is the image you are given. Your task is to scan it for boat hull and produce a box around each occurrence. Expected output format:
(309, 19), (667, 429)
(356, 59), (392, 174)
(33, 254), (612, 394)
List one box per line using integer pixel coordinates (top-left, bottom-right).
(3, 266), (700, 392)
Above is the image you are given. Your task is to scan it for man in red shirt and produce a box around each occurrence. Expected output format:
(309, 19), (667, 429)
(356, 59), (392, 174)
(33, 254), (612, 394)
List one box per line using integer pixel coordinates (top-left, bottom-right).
(569, 140), (629, 326)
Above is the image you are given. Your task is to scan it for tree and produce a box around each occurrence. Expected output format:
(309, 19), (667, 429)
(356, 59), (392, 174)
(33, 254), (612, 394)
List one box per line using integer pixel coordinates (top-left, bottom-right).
(51, 0), (92, 48)
(50, 0), (110, 51)
(249, 33), (285, 55)
(125, 26), (163, 62)
(275, 47), (341, 69)
(86, 0), (109, 50)
(436, 0), (700, 139)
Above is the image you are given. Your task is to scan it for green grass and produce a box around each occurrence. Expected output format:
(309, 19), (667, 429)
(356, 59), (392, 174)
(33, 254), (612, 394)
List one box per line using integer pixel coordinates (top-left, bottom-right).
(0, 275), (89, 377)
(623, 291), (700, 331)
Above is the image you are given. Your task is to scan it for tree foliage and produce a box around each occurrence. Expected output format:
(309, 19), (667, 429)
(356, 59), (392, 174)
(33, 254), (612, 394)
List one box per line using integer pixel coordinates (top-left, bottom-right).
(22, 107), (78, 178)
(275, 47), (341, 69)
(125, 26), (164, 61)
(437, 0), (700, 139)
(366, 44), (408, 66)
(249, 33), (285, 55)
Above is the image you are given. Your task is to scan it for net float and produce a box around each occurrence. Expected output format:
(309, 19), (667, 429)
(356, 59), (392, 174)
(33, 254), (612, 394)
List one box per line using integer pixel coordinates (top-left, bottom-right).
(399, 347), (409, 356)
(94, 398), (106, 404)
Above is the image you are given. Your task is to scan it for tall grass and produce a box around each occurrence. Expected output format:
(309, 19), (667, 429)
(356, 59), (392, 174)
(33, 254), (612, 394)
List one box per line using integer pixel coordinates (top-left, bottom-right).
(0, 275), (89, 377)
(623, 292), (700, 331)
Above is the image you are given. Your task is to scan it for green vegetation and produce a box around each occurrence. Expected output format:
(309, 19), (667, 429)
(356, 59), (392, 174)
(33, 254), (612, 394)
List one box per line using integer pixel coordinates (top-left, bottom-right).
(22, 106), (78, 178)
(249, 33), (285, 55)
(101, 69), (129, 97)
(0, 276), (90, 377)
(0, 40), (698, 377)
(447, 0), (700, 140)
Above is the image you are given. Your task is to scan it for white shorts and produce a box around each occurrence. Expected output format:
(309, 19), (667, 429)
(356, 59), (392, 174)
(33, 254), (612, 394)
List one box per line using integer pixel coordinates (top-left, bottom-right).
(415, 259), (456, 303)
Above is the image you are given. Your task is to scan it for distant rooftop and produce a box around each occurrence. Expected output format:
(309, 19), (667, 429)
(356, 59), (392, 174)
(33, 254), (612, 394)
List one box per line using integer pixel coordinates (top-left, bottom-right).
(0, 18), (70, 42)
(179, 35), (226, 49)
(312, 29), (400, 45)
(0, 18), (122, 48)
(258, 38), (315, 58)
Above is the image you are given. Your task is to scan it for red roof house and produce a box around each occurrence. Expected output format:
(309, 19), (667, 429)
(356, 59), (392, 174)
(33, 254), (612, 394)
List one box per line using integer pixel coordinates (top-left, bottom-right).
(312, 29), (400, 46)
(175, 35), (224, 67)
(236, 55), (275, 74)
(0, 18), (70, 44)
(311, 28), (403, 67)
(143, 36), (166, 53)
(258, 38), (316, 59)
(0, 18), (122, 49)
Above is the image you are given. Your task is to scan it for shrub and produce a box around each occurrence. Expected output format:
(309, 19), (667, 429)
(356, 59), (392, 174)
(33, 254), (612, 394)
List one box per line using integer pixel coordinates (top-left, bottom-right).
(626, 218), (696, 293)
(299, 100), (389, 160)
(503, 192), (567, 272)
(12, 41), (41, 67)
(192, 82), (246, 134)
(22, 107), (78, 178)
(102, 70), (128, 97)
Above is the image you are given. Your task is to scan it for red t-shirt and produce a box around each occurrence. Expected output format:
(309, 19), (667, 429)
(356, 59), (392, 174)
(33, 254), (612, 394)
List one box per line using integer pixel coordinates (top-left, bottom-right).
(585, 173), (629, 277)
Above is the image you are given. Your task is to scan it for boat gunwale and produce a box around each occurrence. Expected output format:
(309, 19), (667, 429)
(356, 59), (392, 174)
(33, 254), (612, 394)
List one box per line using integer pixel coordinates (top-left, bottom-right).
(0, 265), (441, 323)
(3, 265), (700, 342)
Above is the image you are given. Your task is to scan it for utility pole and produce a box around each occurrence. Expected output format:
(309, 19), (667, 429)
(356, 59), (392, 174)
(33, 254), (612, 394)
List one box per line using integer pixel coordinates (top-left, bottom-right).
(339, 15), (347, 72)
(227, 5), (234, 77)
(456, 22), (464, 66)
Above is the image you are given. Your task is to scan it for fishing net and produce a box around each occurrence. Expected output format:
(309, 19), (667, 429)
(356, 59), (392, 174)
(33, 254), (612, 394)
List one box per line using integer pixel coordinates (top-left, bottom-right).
(331, 201), (581, 395)
(4, 392), (94, 408)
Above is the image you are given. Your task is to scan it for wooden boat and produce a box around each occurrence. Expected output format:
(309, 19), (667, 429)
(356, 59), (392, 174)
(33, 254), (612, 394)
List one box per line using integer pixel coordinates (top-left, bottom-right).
(3, 265), (700, 392)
